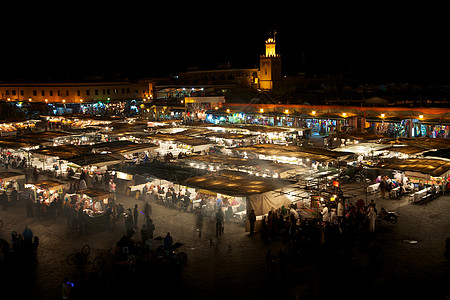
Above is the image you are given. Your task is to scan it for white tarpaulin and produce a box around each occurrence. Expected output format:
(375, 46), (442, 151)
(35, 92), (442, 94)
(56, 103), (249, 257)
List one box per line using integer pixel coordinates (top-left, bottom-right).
(247, 191), (291, 217)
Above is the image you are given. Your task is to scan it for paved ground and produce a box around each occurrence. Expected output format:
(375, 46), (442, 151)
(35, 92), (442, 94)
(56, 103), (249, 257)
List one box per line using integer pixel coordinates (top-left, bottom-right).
(1, 177), (450, 299)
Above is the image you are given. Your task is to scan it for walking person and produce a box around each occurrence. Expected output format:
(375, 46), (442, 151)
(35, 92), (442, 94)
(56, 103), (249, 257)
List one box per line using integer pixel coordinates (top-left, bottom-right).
(133, 204), (138, 229)
(36, 196), (42, 220)
(337, 200), (344, 221)
(33, 167), (39, 182)
(124, 209), (134, 236)
(146, 217), (155, 239)
(1, 190), (8, 210)
(143, 201), (151, 220)
(215, 208), (224, 236)
(26, 194), (34, 218)
(248, 209), (256, 235)
(10, 187), (18, 206)
(368, 203), (377, 233)
(164, 232), (173, 250)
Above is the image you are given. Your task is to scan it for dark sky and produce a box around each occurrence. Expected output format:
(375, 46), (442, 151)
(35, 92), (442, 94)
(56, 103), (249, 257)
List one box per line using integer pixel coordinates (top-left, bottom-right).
(2, 4), (448, 83)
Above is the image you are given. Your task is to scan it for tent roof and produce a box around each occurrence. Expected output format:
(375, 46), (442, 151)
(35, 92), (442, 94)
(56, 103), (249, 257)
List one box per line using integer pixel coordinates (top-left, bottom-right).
(67, 152), (124, 167)
(376, 158), (450, 177)
(31, 180), (65, 190)
(77, 188), (113, 200)
(387, 145), (429, 155)
(0, 172), (25, 181)
(382, 137), (450, 150)
(123, 162), (290, 197)
(423, 148), (450, 160)
(184, 170), (291, 196)
(186, 154), (306, 174)
(234, 144), (348, 162)
(31, 144), (89, 159)
(334, 142), (391, 154)
(90, 140), (158, 155)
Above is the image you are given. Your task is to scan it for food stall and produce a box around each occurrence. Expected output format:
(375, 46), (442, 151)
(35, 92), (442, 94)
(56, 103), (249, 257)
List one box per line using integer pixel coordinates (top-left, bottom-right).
(76, 188), (114, 227)
(148, 133), (214, 156)
(184, 170), (292, 229)
(0, 172), (25, 199)
(0, 123), (17, 137)
(24, 180), (66, 204)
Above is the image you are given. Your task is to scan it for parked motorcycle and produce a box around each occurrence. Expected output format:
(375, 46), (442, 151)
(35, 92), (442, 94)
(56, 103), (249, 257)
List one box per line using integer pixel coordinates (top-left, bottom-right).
(377, 206), (398, 224)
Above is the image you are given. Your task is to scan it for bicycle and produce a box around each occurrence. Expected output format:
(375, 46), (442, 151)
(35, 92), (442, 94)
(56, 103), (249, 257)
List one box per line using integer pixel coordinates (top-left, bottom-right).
(66, 244), (91, 266)
(92, 246), (116, 271)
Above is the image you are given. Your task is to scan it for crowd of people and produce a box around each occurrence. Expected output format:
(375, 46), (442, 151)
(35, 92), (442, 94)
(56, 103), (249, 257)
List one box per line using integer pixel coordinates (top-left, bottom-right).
(0, 225), (39, 263)
(256, 198), (381, 247)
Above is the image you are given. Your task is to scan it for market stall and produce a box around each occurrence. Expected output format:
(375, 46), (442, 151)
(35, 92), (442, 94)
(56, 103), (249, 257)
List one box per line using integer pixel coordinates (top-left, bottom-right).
(148, 133), (214, 155)
(24, 180), (66, 204)
(183, 153), (308, 179)
(0, 123), (17, 137)
(66, 188), (114, 228)
(184, 170), (292, 228)
(0, 172), (25, 201)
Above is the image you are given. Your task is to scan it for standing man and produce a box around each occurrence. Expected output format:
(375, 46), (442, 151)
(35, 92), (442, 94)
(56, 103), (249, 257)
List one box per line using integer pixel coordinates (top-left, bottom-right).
(248, 209), (256, 235)
(133, 204), (138, 229)
(1, 190), (8, 210)
(215, 208), (224, 236)
(10, 187), (18, 206)
(26, 194), (34, 218)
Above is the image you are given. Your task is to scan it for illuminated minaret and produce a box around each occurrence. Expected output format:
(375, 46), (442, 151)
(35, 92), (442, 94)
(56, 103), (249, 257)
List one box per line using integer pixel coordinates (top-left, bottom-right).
(259, 31), (281, 90)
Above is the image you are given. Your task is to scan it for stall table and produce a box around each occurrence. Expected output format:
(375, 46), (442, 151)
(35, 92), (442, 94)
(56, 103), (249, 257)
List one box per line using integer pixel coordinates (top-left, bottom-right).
(367, 183), (380, 194)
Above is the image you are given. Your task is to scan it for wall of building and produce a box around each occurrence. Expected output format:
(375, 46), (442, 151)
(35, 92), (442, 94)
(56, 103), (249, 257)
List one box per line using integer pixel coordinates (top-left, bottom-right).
(0, 81), (154, 103)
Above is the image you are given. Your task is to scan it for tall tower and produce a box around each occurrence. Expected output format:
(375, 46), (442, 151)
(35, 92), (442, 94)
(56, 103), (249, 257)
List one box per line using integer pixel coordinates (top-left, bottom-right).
(259, 31), (281, 90)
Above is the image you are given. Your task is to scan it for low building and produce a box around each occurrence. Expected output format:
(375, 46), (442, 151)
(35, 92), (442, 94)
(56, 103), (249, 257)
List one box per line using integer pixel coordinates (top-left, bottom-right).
(0, 80), (154, 103)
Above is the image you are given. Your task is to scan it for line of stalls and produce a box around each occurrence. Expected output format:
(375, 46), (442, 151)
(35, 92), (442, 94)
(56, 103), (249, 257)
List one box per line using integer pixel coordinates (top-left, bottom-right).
(373, 158), (450, 202)
(0, 122), (310, 178)
(329, 135), (450, 202)
(23, 179), (114, 226)
(226, 143), (351, 212)
(121, 162), (308, 230)
(147, 123), (310, 151)
(115, 143), (352, 230)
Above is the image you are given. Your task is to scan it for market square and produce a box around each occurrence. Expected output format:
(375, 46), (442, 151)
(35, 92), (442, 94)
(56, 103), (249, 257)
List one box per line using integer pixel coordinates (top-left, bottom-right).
(1, 20), (450, 299)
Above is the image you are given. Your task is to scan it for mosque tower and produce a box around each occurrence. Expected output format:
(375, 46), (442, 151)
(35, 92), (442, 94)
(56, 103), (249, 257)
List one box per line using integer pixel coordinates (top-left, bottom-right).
(259, 31), (281, 90)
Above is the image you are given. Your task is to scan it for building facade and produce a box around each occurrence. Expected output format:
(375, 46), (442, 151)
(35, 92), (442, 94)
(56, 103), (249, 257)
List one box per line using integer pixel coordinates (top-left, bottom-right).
(0, 81), (154, 103)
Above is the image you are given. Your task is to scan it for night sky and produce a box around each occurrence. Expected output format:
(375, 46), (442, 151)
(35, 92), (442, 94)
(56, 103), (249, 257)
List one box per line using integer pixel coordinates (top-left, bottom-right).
(2, 4), (448, 83)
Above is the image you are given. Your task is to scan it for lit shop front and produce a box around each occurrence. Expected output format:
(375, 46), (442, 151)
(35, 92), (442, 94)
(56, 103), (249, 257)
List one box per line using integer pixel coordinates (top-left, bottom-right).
(25, 180), (66, 204)
(0, 172), (24, 195)
(64, 188), (114, 218)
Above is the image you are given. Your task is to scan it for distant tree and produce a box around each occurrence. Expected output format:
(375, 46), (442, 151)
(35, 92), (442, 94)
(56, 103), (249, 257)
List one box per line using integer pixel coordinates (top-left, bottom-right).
(0, 102), (26, 120)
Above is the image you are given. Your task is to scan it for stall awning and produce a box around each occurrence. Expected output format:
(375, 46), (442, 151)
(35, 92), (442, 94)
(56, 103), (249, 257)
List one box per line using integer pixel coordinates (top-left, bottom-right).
(77, 188), (114, 201)
(90, 140), (159, 155)
(31, 144), (89, 159)
(235, 144), (349, 162)
(29, 180), (65, 192)
(0, 172), (26, 181)
(375, 158), (450, 177)
(67, 153), (124, 167)
(184, 170), (291, 197)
